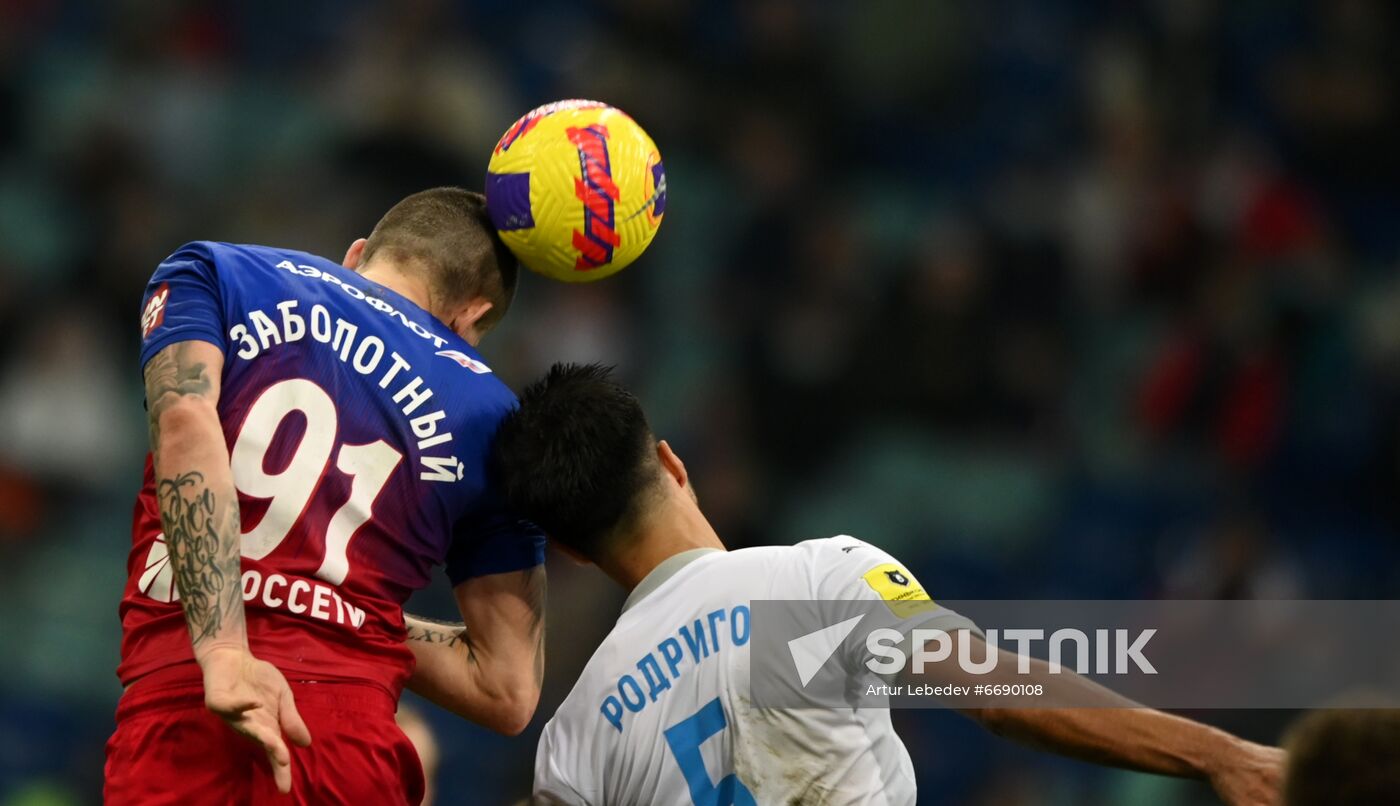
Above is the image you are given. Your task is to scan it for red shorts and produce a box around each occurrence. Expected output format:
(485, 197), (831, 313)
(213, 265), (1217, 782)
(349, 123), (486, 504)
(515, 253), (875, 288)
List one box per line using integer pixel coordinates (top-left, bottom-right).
(104, 672), (424, 805)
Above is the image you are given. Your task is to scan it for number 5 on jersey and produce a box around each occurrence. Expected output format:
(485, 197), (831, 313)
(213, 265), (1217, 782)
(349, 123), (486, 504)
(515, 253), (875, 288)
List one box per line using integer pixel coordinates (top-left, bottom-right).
(664, 698), (755, 806)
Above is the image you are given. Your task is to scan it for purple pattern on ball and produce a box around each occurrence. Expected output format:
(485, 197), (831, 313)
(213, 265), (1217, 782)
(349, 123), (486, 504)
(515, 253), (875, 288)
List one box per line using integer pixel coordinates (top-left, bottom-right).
(651, 161), (667, 218)
(485, 171), (534, 231)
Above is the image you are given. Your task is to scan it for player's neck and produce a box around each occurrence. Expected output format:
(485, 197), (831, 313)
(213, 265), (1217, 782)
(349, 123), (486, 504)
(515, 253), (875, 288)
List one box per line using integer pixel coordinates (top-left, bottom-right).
(358, 260), (485, 347)
(602, 501), (726, 593)
(359, 261), (435, 314)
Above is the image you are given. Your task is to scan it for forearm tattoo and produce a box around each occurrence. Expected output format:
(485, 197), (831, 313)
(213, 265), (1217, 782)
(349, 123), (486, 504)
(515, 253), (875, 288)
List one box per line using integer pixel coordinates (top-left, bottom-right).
(158, 471), (244, 645)
(145, 344), (239, 646)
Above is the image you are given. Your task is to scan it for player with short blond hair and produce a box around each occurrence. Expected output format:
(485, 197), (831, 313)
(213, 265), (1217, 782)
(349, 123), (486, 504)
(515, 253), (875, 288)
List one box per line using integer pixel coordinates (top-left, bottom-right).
(106, 188), (546, 804)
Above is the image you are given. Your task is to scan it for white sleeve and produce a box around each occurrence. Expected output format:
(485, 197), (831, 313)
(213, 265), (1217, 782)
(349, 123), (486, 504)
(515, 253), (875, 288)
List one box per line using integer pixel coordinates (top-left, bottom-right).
(533, 724), (589, 806)
(806, 535), (980, 632)
(804, 537), (981, 677)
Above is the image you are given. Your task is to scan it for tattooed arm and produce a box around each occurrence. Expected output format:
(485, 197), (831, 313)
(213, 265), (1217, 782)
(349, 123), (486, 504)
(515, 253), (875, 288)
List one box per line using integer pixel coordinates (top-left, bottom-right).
(146, 340), (243, 651)
(144, 340), (310, 792)
(405, 565), (546, 736)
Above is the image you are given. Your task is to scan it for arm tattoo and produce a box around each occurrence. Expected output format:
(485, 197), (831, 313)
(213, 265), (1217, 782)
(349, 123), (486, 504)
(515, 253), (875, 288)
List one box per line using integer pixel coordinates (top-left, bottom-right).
(157, 471), (244, 645)
(144, 342), (213, 452)
(146, 342), (238, 647)
(407, 618), (476, 659)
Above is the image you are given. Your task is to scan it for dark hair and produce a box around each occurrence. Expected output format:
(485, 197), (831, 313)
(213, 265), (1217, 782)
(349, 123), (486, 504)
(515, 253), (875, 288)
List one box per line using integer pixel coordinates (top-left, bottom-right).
(493, 363), (659, 559)
(1285, 709), (1400, 805)
(362, 187), (519, 332)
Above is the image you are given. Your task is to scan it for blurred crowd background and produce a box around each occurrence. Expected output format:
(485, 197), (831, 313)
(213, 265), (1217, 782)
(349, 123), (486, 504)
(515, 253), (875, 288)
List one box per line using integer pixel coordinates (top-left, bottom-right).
(1, 0), (1398, 803)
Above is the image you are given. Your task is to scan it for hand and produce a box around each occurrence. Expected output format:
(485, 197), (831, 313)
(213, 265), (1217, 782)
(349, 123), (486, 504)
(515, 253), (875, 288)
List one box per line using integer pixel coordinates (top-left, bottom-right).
(1207, 737), (1285, 806)
(200, 646), (313, 794)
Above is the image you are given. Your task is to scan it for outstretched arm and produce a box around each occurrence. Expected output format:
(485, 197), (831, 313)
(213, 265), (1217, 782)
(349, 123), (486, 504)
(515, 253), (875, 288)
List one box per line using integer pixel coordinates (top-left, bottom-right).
(970, 691), (1283, 804)
(906, 632), (1282, 805)
(145, 339), (310, 792)
(405, 564), (546, 735)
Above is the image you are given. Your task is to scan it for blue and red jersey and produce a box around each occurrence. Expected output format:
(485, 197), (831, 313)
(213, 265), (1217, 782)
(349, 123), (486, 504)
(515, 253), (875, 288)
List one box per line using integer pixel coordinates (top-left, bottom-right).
(119, 241), (544, 696)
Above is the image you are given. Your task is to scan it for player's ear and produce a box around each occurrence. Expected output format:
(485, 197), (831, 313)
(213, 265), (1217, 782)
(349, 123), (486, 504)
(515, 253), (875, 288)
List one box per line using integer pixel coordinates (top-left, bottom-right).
(342, 238), (368, 269)
(657, 440), (688, 489)
(449, 297), (495, 346)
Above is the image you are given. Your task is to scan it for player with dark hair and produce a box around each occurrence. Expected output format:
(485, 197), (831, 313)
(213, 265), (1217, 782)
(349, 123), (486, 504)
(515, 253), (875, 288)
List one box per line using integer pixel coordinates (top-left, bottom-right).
(494, 363), (1284, 805)
(106, 188), (546, 804)
(1284, 709), (1400, 805)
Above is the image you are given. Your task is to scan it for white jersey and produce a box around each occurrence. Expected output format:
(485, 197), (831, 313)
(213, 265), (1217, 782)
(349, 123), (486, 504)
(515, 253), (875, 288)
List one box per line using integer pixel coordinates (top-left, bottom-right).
(533, 536), (972, 806)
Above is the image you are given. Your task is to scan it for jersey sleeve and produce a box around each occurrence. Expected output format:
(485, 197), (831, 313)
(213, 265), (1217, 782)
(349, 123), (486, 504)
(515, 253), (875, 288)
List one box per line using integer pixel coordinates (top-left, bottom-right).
(443, 500), (546, 585)
(139, 242), (228, 370)
(808, 536), (948, 609)
(806, 536), (981, 670)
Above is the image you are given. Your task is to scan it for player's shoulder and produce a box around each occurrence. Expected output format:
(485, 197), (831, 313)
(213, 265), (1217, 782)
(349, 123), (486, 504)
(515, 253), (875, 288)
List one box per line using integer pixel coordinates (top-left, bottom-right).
(716, 536), (895, 573)
(542, 624), (635, 738)
(430, 347), (518, 413)
(789, 534), (894, 565)
(775, 535), (910, 597)
(160, 240), (343, 276)
(699, 536), (895, 600)
(160, 239), (219, 263)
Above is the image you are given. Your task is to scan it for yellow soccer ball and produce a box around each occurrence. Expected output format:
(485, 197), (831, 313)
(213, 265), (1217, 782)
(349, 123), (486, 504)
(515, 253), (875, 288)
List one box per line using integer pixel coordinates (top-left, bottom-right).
(485, 100), (666, 282)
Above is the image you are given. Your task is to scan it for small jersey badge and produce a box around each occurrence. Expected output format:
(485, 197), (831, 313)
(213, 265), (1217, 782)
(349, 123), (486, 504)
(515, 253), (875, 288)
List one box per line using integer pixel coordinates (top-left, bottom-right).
(435, 350), (492, 374)
(141, 283), (170, 339)
(861, 562), (936, 618)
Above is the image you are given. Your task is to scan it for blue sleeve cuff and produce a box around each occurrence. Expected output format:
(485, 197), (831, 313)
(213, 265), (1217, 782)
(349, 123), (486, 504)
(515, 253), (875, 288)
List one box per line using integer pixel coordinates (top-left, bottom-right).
(446, 514), (547, 586)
